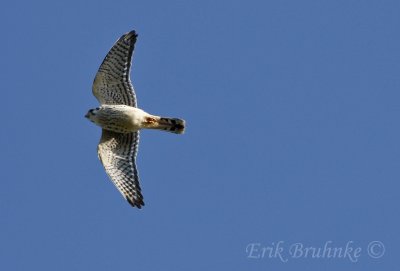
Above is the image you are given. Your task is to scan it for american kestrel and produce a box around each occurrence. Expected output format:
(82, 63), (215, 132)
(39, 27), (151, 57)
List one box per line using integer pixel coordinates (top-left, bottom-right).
(85, 30), (185, 208)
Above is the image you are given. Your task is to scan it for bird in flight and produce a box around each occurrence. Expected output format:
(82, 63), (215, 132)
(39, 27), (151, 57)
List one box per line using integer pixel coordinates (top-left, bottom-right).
(85, 30), (185, 208)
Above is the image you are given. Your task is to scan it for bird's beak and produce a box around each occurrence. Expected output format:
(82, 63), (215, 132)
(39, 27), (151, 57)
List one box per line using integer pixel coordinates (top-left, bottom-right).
(84, 113), (89, 118)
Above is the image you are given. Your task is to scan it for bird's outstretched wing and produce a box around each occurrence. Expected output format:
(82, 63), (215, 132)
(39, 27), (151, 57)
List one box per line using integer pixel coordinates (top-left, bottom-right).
(92, 30), (138, 107)
(97, 130), (144, 208)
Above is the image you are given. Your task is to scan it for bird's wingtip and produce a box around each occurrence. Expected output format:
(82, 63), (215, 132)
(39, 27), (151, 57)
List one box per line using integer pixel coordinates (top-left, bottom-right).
(126, 196), (145, 209)
(122, 30), (138, 42)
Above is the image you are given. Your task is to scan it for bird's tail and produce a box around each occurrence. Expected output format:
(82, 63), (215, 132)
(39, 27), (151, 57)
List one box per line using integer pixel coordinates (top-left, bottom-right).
(156, 117), (186, 134)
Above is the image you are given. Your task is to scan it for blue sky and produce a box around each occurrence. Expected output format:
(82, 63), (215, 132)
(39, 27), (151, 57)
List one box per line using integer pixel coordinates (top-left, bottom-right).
(1, 0), (399, 270)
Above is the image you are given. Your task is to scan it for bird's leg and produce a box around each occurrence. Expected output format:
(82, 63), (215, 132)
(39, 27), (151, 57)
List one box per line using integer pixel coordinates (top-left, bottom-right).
(144, 116), (158, 124)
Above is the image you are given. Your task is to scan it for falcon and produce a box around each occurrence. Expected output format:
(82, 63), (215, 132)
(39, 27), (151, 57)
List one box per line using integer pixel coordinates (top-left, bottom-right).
(85, 30), (185, 208)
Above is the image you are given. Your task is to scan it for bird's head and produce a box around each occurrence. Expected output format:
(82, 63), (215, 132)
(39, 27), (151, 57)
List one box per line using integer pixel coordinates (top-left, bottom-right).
(85, 107), (100, 122)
